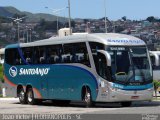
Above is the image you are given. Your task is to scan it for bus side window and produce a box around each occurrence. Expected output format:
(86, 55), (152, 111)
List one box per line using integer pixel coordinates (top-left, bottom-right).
(5, 48), (22, 65)
(74, 43), (90, 67)
(63, 44), (73, 63)
(63, 42), (91, 67)
(5, 49), (15, 65)
(89, 42), (105, 53)
(22, 47), (33, 64)
(47, 45), (62, 64)
(34, 47), (46, 64)
(15, 49), (22, 65)
(94, 52), (111, 81)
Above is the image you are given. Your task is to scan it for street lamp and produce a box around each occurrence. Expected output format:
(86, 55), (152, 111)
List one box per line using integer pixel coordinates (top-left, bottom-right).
(8, 16), (26, 43)
(68, 0), (72, 35)
(45, 7), (66, 34)
(29, 29), (32, 42)
(26, 26), (29, 43)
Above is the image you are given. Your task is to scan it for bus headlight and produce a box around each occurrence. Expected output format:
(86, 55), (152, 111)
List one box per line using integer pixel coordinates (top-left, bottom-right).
(110, 87), (119, 92)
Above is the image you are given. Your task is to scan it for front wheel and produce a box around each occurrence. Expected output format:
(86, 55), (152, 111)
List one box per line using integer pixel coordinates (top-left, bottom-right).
(83, 87), (93, 107)
(121, 102), (132, 107)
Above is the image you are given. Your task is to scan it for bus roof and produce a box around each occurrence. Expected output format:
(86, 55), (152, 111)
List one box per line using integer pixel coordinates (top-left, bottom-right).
(5, 33), (146, 49)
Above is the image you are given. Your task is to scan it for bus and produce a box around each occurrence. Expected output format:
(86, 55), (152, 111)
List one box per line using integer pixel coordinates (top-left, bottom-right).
(4, 33), (153, 107)
(149, 51), (160, 80)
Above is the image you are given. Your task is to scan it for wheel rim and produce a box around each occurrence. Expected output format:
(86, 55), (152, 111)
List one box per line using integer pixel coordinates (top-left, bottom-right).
(84, 91), (91, 103)
(19, 90), (25, 101)
(27, 91), (33, 102)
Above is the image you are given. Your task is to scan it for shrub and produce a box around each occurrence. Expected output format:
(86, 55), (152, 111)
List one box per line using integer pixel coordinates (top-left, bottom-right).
(0, 64), (4, 83)
(153, 80), (160, 97)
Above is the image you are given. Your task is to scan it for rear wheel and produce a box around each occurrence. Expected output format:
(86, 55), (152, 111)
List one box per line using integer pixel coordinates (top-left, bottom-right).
(18, 88), (27, 104)
(121, 102), (132, 107)
(26, 88), (36, 105)
(83, 87), (93, 107)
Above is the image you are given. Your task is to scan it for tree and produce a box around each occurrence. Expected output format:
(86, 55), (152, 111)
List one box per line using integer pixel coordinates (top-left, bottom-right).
(84, 19), (89, 24)
(146, 16), (156, 22)
(64, 21), (76, 28)
(39, 19), (46, 27)
(115, 26), (125, 33)
(122, 16), (127, 21)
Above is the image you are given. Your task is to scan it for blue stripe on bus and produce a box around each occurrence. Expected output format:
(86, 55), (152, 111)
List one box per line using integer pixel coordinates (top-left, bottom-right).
(5, 63), (99, 100)
(112, 83), (153, 90)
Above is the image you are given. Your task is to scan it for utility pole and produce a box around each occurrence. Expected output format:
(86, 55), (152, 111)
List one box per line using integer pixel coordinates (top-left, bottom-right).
(104, 0), (107, 33)
(68, 0), (72, 35)
(29, 29), (32, 42)
(26, 26), (29, 43)
(8, 16), (26, 43)
(45, 7), (66, 35)
(17, 22), (20, 42)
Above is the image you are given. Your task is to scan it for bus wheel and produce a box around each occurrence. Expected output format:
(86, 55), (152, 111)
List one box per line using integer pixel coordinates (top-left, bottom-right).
(26, 88), (36, 105)
(18, 88), (27, 104)
(83, 87), (93, 107)
(121, 102), (132, 107)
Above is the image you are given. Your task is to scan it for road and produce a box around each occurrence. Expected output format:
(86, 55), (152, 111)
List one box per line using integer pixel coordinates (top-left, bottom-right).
(0, 98), (160, 120)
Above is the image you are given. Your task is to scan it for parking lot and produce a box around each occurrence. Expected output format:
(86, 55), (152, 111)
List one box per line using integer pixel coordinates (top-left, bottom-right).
(0, 98), (160, 114)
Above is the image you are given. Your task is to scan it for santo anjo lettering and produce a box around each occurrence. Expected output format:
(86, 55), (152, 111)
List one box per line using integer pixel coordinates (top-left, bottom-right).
(19, 68), (50, 76)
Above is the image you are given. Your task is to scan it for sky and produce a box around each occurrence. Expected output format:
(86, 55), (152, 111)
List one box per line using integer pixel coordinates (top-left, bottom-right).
(0, 0), (160, 20)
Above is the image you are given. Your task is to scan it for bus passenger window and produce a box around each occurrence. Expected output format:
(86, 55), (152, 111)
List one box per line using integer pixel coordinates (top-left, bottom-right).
(63, 42), (91, 67)
(47, 45), (62, 64)
(74, 43), (90, 67)
(63, 44), (73, 63)
(34, 47), (46, 64)
(5, 49), (15, 65)
(15, 49), (22, 65)
(24, 47), (33, 64)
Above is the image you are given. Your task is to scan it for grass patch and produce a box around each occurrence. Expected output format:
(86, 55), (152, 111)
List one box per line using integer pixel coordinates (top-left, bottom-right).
(0, 94), (2, 97)
(0, 64), (4, 83)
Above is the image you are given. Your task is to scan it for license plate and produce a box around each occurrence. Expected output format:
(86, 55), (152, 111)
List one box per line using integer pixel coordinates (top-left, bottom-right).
(131, 96), (139, 99)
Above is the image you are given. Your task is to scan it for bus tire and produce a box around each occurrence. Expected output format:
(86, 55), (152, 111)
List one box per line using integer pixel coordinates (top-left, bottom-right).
(26, 88), (36, 105)
(18, 88), (27, 104)
(121, 102), (132, 107)
(82, 87), (93, 107)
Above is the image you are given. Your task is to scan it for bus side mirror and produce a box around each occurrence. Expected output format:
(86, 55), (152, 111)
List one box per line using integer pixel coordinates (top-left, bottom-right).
(97, 50), (111, 66)
(149, 51), (160, 67)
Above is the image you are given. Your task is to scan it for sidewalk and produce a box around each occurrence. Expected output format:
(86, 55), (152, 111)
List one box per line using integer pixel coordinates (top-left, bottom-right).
(0, 98), (18, 101)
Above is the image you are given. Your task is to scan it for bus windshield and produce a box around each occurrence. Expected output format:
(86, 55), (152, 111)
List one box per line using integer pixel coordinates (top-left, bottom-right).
(107, 46), (152, 85)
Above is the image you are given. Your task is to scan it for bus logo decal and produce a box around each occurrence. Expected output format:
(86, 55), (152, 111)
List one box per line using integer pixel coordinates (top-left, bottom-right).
(9, 66), (17, 77)
(19, 68), (50, 76)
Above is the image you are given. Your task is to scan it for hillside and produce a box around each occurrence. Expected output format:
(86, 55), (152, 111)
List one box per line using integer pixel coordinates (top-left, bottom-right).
(0, 6), (67, 22)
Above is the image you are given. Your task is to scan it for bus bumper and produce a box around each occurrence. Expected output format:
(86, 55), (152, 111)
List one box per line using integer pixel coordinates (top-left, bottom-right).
(108, 88), (154, 102)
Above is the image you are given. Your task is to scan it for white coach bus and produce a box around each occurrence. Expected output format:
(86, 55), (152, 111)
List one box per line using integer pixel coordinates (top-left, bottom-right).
(4, 33), (153, 107)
